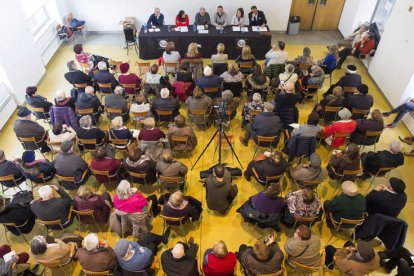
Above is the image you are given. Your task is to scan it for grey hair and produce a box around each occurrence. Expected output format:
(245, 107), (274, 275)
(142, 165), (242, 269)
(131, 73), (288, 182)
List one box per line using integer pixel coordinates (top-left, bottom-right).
(111, 116), (123, 129)
(97, 61), (107, 70)
(55, 89), (66, 101)
(84, 233), (99, 251)
(80, 115), (92, 128)
(114, 86), (124, 95)
(222, 90), (233, 101)
(30, 235), (47, 255)
(116, 180), (132, 200)
(285, 64), (295, 73)
(252, 93), (262, 103)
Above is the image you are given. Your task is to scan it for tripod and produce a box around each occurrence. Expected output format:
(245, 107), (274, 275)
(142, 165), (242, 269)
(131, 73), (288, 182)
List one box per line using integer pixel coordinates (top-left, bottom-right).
(191, 118), (243, 170)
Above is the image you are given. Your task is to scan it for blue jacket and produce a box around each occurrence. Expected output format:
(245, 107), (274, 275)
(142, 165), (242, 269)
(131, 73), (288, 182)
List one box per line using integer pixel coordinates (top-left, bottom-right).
(323, 53), (337, 71)
(117, 242), (153, 271)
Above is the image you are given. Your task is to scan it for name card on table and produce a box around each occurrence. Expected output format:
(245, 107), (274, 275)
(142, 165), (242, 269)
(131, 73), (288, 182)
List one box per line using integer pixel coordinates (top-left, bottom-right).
(232, 26), (241, 32)
(241, 27), (249, 32)
(196, 25), (205, 30)
(179, 26), (189, 32)
(198, 30), (209, 34)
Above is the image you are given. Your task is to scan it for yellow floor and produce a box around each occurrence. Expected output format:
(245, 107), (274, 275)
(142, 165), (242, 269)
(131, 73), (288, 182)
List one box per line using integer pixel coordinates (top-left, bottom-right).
(0, 43), (413, 275)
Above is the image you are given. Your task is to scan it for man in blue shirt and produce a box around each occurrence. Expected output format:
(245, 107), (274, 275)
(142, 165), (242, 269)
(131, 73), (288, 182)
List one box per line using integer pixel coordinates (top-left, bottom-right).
(114, 239), (153, 272)
(66, 13), (86, 30)
(147, 7), (164, 27)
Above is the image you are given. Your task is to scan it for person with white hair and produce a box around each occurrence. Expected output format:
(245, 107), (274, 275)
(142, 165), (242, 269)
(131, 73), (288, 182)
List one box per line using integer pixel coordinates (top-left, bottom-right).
(76, 115), (107, 151)
(161, 238), (199, 275)
(30, 184), (74, 229)
(30, 235), (77, 266)
(93, 61), (119, 92)
(196, 66), (223, 99)
(195, 7), (211, 27)
(360, 140), (404, 178)
(109, 116), (138, 148)
(202, 240), (237, 275)
(54, 89), (76, 110)
(76, 86), (102, 123)
(138, 117), (166, 142)
(75, 233), (118, 272)
(242, 93), (264, 127)
(321, 108), (357, 147)
(278, 64), (298, 86)
(151, 88), (180, 121)
(105, 86), (129, 121)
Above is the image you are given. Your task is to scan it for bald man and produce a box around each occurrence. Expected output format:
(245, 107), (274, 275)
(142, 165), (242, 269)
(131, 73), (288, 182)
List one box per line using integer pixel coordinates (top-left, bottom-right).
(161, 238), (198, 275)
(76, 86), (102, 123)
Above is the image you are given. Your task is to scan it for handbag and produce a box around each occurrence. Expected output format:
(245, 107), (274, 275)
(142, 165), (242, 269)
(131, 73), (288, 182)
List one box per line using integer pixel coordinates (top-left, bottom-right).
(12, 191), (33, 207)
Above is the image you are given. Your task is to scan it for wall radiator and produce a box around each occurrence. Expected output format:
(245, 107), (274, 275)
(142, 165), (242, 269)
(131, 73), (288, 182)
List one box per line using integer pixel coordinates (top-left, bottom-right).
(0, 92), (17, 131)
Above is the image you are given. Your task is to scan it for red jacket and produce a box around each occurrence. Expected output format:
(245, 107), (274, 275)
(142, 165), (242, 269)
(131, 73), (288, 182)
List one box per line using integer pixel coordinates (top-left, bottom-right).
(354, 39), (375, 55)
(203, 252), (237, 276)
(175, 15), (189, 26)
(90, 157), (122, 183)
(323, 120), (357, 147)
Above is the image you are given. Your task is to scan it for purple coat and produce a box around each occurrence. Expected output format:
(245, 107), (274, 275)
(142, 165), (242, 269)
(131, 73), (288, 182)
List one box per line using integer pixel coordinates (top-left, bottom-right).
(49, 106), (79, 130)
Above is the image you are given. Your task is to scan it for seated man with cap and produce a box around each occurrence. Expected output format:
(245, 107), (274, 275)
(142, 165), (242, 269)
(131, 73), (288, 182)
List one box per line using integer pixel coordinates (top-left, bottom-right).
(76, 86), (103, 123)
(323, 181), (366, 228)
(13, 107), (51, 153)
(240, 102), (282, 147)
(323, 65), (362, 96)
(15, 150), (56, 183)
(53, 140), (90, 189)
(30, 184), (74, 229)
(195, 66), (223, 99)
(345, 84), (374, 119)
(151, 88), (180, 121)
(114, 239), (153, 272)
(118, 62), (141, 95)
(161, 238), (199, 276)
(320, 108), (357, 148)
(25, 86), (53, 119)
(365, 177), (407, 217)
(325, 240), (380, 274)
(0, 149), (26, 188)
(290, 153), (328, 188)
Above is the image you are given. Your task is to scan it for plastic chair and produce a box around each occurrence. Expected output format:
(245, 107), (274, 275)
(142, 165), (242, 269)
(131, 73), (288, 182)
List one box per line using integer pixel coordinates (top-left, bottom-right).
(365, 166), (396, 194)
(252, 135), (279, 159)
(326, 212), (365, 244)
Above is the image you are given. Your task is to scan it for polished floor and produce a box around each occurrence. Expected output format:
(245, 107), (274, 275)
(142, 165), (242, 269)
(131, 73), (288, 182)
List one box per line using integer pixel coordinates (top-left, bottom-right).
(0, 39), (413, 275)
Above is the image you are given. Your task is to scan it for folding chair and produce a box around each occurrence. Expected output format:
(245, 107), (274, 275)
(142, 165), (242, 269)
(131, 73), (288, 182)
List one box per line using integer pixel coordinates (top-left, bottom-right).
(37, 206), (73, 236)
(154, 110), (174, 126)
(287, 249), (326, 275)
(0, 174), (25, 194)
(131, 111), (149, 129)
(29, 172), (54, 190)
(188, 108), (211, 129)
(170, 135), (192, 165)
(28, 106), (52, 127)
(302, 84), (322, 104)
(343, 86), (358, 96)
(365, 167), (396, 195)
(318, 131), (352, 155)
(252, 167), (285, 195)
(160, 212), (188, 244)
(292, 215), (319, 230)
(158, 175), (185, 193)
(351, 108), (370, 119)
(98, 83), (113, 102)
(17, 134), (48, 159)
(135, 62), (150, 76)
(203, 86), (220, 98)
(90, 168), (119, 186)
(360, 130), (383, 152)
(252, 135), (279, 159)
(83, 269), (112, 276)
(322, 106), (341, 123)
(73, 209), (106, 239)
(126, 170), (152, 192)
(76, 107), (101, 125)
(1, 221), (30, 245)
(78, 138), (99, 158)
(330, 167), (363, 196)
(164, 62), (179, 76)
(123, 24), (138, 55)
(56, 170), (89, 190)
(326, 212), (365, 244)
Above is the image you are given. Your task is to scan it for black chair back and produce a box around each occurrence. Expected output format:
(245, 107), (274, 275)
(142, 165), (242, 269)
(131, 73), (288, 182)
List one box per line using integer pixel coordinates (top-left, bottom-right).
(212, 63), (228, 76)
(123, 24), (137, 43)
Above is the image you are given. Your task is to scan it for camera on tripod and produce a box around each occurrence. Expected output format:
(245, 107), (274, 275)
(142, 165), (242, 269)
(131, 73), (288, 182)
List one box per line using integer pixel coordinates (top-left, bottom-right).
(213, 101), (227, 125)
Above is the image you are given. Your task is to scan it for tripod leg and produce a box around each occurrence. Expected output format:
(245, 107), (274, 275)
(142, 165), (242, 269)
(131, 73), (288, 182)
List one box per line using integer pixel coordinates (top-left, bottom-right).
(222, 132), (244, 169)
(191, 129), (219, 170)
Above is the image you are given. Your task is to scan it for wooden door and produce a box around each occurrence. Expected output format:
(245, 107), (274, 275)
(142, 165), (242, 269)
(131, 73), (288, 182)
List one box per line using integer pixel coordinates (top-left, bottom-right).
(312, 0), (346, 30)
(289, 0), (318, 31)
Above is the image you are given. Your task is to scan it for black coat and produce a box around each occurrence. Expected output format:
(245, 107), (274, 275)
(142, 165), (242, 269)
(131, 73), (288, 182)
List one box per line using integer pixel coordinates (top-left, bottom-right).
(248, 10), (267, 26)
(366, 190), (407, 217)
(64, 70), (93, 86)
(335, 73), (362, 88)
(93, 70), (119, 91)
(0, 160), (25, 187)
(350, 118), (384, 145)
(251, 158), (288, 182)
(76, 127), (107, 150)
(122, 158), (157, 185)
(345, 94), (374, 119)
(0, 203), (35, 235)
(361, 151), (404, 174)
(76, 93), (102, 123)
(152, 98), (180, 121)
(25, 95), (53, 119)
(161, 242), (199, 276)
(251, 112), (282, 144)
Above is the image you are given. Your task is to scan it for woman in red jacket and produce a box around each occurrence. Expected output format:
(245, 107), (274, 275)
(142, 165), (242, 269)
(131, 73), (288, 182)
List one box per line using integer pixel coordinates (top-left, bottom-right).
(203, 241), (237, 276)
(90, 146), (122, 183)
(337, 32), (375, 68)
(321, 108), (357, 148)
(175, 10), (189, 26)
(73, 185), (112, 224)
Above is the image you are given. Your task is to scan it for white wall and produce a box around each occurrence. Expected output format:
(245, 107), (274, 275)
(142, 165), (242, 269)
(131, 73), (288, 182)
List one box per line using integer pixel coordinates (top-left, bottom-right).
(338, 0), (377, 36)
(65, 0), (292, 31)
(369, 0), (414, 107)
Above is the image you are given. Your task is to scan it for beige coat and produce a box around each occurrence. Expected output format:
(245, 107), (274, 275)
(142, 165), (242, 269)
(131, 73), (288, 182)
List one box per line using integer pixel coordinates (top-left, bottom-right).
(31, 239), (75, 265)
(335, 249), (380, 276)
(285, 235), (321, 269)
(109, 209), (149, 238)
(168, 125), (198, 151)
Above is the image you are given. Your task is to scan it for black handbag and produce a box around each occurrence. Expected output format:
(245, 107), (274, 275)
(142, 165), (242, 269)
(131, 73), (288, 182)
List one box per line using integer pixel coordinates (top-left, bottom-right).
(12, 191), (33, 207)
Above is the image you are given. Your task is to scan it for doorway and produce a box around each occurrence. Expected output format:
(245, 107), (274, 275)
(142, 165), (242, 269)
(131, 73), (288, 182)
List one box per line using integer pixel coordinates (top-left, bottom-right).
(289, 0), (346, 31)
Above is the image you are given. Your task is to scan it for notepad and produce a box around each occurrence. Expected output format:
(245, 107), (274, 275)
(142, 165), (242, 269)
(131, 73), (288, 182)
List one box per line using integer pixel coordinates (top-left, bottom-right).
(196, 25), (205, 30)
(154, 28), (160, 32)
(259, 26), (268, 32)
(241, 27), (249, 32)
(3, 251), (16, 263)
(232, 26), (241, 32)
(289, 123), (300, 129)
(148, 28), (154, 32)
(198, 30), (209, 34)
(179, 26), (189, 32)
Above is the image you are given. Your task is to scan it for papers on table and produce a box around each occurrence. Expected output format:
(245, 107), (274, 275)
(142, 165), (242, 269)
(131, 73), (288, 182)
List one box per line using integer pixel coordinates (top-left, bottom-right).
(196, 25), (205, 30)
(3, 251), (16, 263)
(259, 26), (268, 31)
(289, 123), (300, 129)
(198, 30), (209, 34)
(252, 26), (268, 32)
(179, 26), (188, 32)
(232, 26), (241, 32)
(241, 27), (249, 32)
(154, 28), (160, 32)
(148, 28), (154, 32)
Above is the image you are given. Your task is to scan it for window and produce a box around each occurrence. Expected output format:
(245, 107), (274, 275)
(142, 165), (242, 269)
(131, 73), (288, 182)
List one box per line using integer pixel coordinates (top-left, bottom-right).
(27, 6), (50, 36)
(371, 0), (396, 35)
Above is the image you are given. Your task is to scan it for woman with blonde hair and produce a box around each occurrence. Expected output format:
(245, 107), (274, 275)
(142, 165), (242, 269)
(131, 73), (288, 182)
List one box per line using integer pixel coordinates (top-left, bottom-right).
(211, 43), (228, 63)
(235, 45), (257, 74)
(220, 63), (244, 83)
(73, 184), (112, 223)
(203, 240), (237, 276)
(109, 116), (138, 148)
(160, 190), (201, 225)
(183, 42), (203, 80)
(184, 42), (201, 59)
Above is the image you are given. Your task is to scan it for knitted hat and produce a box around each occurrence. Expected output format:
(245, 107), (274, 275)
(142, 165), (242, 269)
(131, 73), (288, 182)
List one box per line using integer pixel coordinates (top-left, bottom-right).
(60, 140), (73, 153)
(171, 243), (185, 259)
(22, 151), (35, 163)
(356, 241), (375, 262)
(389, 177), (406, 194)
(26, 86), (37, 95)
(357, 84), (369, 95)
(17, 107), (31, 117)
(338, 108), (352, 120)
(342, 181), (358, 196)
(309, 153), (321, 168)
(119, 63), (130, 74)
(203, 66), (213, 76)
(263, 102), (274, 112)
(114, 239), (130, 258)
(347, 65), (357, 74)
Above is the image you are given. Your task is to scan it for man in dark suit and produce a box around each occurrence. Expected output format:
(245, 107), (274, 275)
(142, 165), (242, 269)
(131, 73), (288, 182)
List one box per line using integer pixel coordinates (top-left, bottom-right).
(76, 86), (102, 123)
(147, 7), (164, 27)
(248, 6), (267, 26)
(93, 61), (119, 92)
(64, 60), (92, 86)
(152, 88), (180, 121)
(345, 84), (374, 119)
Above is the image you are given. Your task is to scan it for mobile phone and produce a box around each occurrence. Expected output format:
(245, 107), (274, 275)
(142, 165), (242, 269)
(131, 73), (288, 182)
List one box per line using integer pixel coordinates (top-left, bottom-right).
(280, 80), (285, 85)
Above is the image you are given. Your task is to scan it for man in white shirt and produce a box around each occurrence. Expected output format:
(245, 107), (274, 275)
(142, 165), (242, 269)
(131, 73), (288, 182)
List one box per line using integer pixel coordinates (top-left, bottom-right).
(265, 41), (288, 67)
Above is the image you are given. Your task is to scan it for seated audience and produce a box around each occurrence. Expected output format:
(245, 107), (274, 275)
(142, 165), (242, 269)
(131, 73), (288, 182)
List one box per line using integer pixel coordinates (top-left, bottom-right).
(175, 10), (189, 26)
(323, 65), (362, 96)
(195, 7), (211, 27)
(324, 181), (366, 228)
(315, 86), (345, 120)
(327, 143), (361, 181)
(161, 239), (199, 276)
(30, 185), (74, 228)
(265, 41), (288, 67)
(156, 149), (188, 187)
(293, 47), (312, 67)
(182, 42), (203, 81)
(15, 150), (55, 183)
(291, 112), (321, 138)
(284, 188), (322, 227)
(242, 92), (263, 127)
(336, 23), (369, 49)
(94, 61), (119, 91)
(0, 244), (29, 274)
(118, 62), (141, 94)
(203, 241), (237, 276)
(54, 89), (76, 110)
(248, 5), (267, 26)
(143, 64), (162, 99)
(321, 108), (356, 147)
(244, 151), (288, 183)
(285, 225), (321, 269)
(0, 150), (26, 189)
(211, 43), (228, 63)
(196, 66), (223, 99)
(138, 117), (166, 142)
(318, 44), (338, 74)
(231, 8), (249, 26)
(105, 86), (129, 122)
(163, 42), (181, 73)
(273, 82), (300, 129)
(114, 239), (153, 272)
(13, 107), (51, 153)
(66, 12), (85, 30)
(25, 86), (53, 119)
(64, 60), (93, 88)
(76, 86), (102, 123)
(76, 115), (107, 151)
(152, 88), (180, 121)
(299, 65), (325, 93)
(382, 98), (414, 128)
(213, 90), (239, 123)
(250, 184), (286, 216)
(74, 185), (112, 224)
(279, 64), (298, 86)
(0, 194), (35, 236)
(212, 6), (228, 28)
(131, 93), (150, 118)
(240, 102), (282, 147)
(147, 7), (164, 27)
(345, 84), (374, 119)
(238, 233), (284, 275)
(325, 241), (380, 274)
(290, 153), (328, 185)
(73, 43), (109, 71)
(205, 164), (238, 214)
(185, 87), (213, 125)
(220, 63), (244, 84)
(235, 45), (257, 75)
(109, 116), (136, 148)
(161, 191), (202, 224)
(30, 235), (76, 265)
(350, 109), (384, 145)
(90, 146), (122, 183)
(47, 124), (76, 151)
(123, 144), (157, 185)
(337, 32), (375, 69)
(76, 233), (117, 272)
(53, 140), (90, 189)
(114, 180), (151, 215)
(361, 140), (404, 177)
(168, 115), (197, 151)
(366, 177), (407, 217)
(246, 64), (270, 99)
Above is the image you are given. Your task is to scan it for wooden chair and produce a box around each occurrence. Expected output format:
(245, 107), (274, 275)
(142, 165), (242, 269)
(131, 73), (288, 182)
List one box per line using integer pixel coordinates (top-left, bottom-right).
(239, 62), (254, 76)
(188, 108), (211, 129)
(56, 170), (89, 190)
(170, 135), (192, 165)
(37, 242), (76, 276)
(154, 109), (174, 125)
(73, 83), (87, 90)
(1, 221), (30, 244)
(29, 172), (53, 190)
(37, 206), (73, 236)
(250, 110), (263, 119)
(203, 86), (220, 98)
(343, 86), (358, 95)
(28, 106), (52, 127)
(293, 179), (322, 194)
(17, 134), (47, 159)
(83, 269), (112, 276)
(127, 170), (148, 187)
(326, 212), (365, 244)
(121, 83), (139, 102)
(330, 166), (363, 195)
(213, 133), (236, 164)
(287, 249), (326, 275)
(302, 84), (322, 104)
(319, 131), (352, 154)
(256, 270), (283, 276)
(360, 130), (383, 152)
(252, 167), (285, 195)
(76, 107), (101, 124)
(365, 166), (396, 194)
(160, 213), (188, 244)
(164, 62), (179, 75)
(292, 215), (319, 230)
(351, 108), (370, 119)
(131, 111), (149, 129)
(78, 138), (99, 158)
(322, 106), (341, 122)
(73, 209), (105, 238)
(97, 82), (113, 101)
(91, 168), (119, 186)
(135, 62), (151, 76)
(108, 59), (123, 76)
(158, 175), (185, 193)
(79, 62), (90, 73)
(253, 135), (279, 159)
(0, 174), (24, 194)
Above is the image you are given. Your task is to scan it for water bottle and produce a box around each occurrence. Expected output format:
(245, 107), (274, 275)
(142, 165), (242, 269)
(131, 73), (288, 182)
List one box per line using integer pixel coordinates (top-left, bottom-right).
(168, 25), (171, 32)
(193, 24), (196, 32)
(220, 27), (224, 34)
(144, 23), (147, 33)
